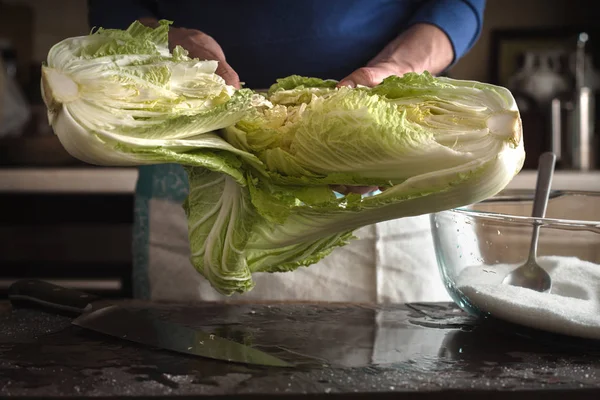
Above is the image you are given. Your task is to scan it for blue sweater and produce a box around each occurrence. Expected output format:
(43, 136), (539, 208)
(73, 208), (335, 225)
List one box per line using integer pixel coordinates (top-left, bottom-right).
(87, 0), (485, 89)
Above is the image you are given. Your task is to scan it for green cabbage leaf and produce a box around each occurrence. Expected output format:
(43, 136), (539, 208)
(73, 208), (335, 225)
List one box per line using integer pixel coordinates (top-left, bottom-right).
(42, 21), (525, 295)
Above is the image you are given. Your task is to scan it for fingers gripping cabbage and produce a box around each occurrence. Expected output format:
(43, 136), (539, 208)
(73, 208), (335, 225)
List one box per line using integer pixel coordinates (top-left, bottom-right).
(41, 20), (263, 183)
(42, 21), (525, 295)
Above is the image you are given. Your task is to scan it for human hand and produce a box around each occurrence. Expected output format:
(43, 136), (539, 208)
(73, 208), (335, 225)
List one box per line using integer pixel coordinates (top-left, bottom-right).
(139, 19), (240, 88)
(339, 23), (452, 88)
(334, 24), (453, 195)
(168, 27), (240, 88)
(338, 60), (417, 88)
(333, 62), (415, 195)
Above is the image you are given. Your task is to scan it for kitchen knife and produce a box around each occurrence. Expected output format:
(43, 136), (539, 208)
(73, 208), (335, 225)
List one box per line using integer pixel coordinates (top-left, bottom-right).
(8, 279), (291, 367)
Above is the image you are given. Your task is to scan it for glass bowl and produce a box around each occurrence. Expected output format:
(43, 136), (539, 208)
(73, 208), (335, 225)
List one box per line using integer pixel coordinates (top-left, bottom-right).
(430, 189), (600, 336)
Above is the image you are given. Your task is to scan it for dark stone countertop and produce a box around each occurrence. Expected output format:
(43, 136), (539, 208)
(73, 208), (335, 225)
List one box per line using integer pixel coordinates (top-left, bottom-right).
(1, 301), (600, 399)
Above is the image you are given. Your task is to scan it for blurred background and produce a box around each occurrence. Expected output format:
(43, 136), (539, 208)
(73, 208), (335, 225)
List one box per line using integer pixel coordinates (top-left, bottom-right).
(0, 0), (599, 298)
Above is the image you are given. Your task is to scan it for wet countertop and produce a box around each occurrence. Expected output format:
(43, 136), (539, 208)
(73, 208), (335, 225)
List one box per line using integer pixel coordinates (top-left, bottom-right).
(1, 301), (600, 399)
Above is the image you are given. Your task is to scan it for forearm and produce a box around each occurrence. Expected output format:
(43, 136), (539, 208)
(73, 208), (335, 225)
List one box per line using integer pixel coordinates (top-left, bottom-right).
(368, 23), (454, 76)
(405, 0), (486, 67)
(340, 0), (484, 88)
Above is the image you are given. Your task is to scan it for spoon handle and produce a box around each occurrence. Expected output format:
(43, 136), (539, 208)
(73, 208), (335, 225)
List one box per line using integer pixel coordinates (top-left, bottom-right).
(528, 152), (557, 261)
(532, 152), (557, 219)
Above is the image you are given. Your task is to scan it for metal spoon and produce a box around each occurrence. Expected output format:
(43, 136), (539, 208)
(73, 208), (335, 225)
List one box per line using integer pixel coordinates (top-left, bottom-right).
(502, 152), (556, 293)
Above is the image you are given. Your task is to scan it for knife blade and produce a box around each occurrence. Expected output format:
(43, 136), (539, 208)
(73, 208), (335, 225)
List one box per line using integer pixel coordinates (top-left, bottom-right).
(8, 279), (291, 368)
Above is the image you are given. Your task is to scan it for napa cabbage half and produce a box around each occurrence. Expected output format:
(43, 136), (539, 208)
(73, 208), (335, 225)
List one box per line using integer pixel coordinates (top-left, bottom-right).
(41, 21), (525, 295)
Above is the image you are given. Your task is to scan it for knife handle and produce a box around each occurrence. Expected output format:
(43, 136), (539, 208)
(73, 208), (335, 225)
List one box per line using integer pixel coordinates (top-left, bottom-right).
(8, 279), (101, 316)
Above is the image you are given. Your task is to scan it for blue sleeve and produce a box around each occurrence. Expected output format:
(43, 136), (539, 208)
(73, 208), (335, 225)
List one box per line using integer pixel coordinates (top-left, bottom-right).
(407, 0), (486, 65)
(87, 0), (158, 30)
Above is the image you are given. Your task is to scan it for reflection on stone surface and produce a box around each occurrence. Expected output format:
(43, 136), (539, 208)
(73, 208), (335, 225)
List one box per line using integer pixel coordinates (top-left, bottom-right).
(1, 302), (600, 397)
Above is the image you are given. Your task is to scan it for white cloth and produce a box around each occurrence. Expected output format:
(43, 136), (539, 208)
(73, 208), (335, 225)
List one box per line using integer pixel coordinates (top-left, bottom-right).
(147, 197), (454, 303)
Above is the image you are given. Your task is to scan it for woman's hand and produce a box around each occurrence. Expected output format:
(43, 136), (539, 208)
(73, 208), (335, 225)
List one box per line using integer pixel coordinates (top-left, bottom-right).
(339, 23), (454, 87)
(335, 23), (454, 195)
(139, 18), (240, 88)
